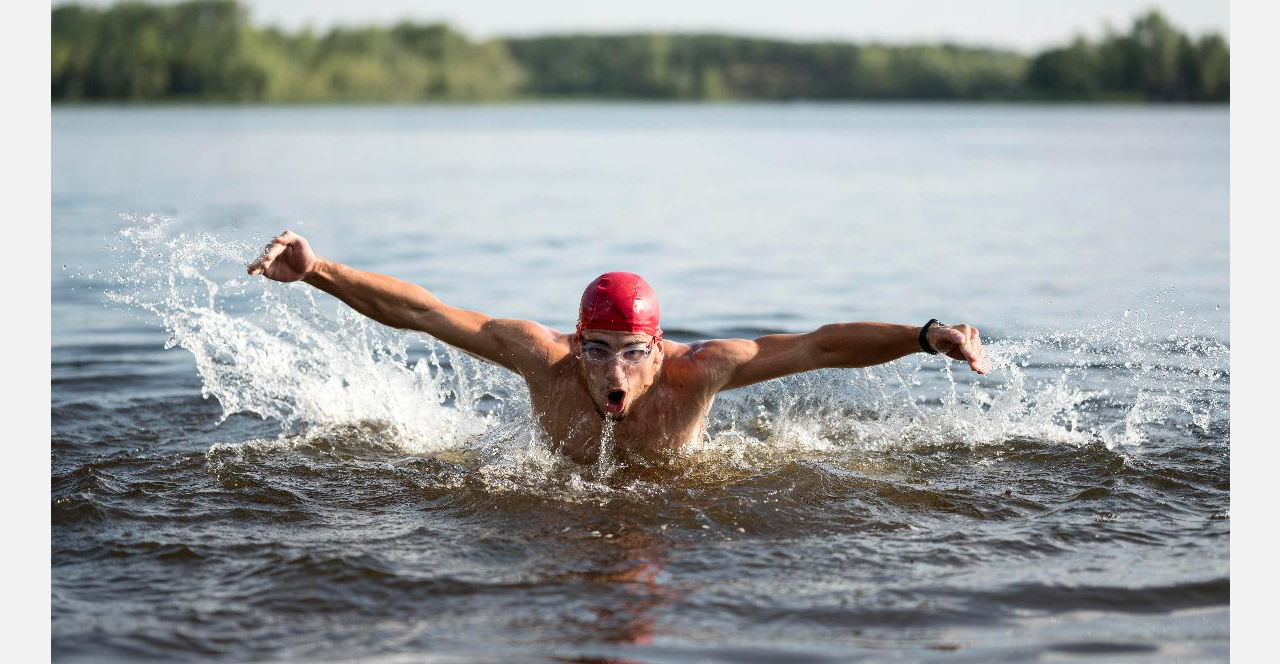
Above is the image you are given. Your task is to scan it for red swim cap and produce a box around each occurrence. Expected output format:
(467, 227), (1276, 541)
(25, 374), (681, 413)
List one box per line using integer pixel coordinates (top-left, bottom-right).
(576, 272), (662, 339)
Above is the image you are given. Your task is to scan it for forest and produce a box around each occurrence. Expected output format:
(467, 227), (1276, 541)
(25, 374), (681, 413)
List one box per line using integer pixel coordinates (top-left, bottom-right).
(52, 1), (1229, 103)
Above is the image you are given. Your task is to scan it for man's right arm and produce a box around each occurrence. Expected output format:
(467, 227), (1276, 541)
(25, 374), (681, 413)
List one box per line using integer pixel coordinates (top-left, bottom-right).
(248, 231), (555, 375)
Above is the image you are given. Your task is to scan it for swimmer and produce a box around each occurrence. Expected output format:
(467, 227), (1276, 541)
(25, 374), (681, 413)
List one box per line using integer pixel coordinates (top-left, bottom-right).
(248, 231), (989, 461)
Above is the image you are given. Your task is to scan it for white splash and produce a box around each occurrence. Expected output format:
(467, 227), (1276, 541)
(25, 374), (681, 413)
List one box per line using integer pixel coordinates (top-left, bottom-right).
(104, 214), (1229, 488)
(104, 214), (516, 453)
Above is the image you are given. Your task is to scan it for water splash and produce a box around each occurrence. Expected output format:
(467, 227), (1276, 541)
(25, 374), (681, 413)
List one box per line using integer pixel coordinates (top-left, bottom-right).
(597, 417), (619, 478)
(102, 214), (515, 452)
(705, 318), (1227, 458)
(101, 215), (1229, 489)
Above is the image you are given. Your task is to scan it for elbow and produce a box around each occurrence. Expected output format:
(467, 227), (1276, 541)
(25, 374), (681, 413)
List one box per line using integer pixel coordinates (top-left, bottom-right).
(813, 323), (886, 369)
(364, 299), (428, 332)
(812, 324), (857, 368)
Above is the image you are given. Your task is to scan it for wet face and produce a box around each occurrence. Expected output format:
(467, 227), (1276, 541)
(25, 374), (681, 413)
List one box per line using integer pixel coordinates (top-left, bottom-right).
(575, 330), (664, 419)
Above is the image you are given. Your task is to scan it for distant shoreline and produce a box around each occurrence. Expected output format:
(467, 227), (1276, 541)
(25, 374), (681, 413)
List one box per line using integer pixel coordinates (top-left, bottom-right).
(49, 99), (1230, 108)
(53, 1), (1228, 104)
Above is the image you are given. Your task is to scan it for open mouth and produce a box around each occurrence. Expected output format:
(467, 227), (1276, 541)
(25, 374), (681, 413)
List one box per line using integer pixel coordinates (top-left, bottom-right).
(605, 389), (626, 414)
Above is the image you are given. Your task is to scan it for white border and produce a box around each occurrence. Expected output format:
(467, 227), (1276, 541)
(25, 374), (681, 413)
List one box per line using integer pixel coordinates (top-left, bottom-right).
(1230, 0), (1271, 659)
(12, 1), (52, 661)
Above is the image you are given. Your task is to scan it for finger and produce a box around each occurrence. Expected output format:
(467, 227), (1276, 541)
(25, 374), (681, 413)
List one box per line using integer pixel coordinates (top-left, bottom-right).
(963, 341), (981, 369)
(291, 233), (311, 257)
(247, 251), (269, 275)
(248, 244), (268, 274)
(968, 337), (990, 374)
(964, 334), (980, 367)
(951, 332), (976, 363)
(969, 351), (988, 374)
(261, 241), (288, 267)
(249, 241), (288, 275)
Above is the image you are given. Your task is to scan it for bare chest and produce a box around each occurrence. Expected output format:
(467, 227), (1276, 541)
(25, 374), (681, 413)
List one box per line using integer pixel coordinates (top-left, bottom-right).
(525, 375), (714, 461)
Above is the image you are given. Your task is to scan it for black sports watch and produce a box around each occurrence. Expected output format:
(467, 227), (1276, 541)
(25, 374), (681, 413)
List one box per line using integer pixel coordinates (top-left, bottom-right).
(919, 319), (942, 355)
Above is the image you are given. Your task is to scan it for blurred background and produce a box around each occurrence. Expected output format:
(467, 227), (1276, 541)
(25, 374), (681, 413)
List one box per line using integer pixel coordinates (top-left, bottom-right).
(50, 0), (1229, 334)
(52, 0), (1228, 103)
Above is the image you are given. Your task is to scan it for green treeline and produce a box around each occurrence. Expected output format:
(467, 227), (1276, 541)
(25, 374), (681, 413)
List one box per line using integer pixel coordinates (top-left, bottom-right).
(51, 1), (1228, 103)
(1026, 12), (1228, 101)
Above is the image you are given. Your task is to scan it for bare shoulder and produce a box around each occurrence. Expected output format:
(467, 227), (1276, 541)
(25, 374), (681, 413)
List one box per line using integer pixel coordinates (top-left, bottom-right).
(481, 318), (571, 371)
(662, 338), (758, 387)
(686, 338), (759, 365)
(484, 318), (559, 342)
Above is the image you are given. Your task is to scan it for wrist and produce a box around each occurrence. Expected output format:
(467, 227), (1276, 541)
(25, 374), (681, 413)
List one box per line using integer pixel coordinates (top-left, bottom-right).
(302, 257), (328, 284)
(919, 319), (942, 354)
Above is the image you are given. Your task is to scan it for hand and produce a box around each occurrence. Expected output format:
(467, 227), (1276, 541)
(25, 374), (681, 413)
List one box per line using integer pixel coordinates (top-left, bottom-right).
(247, 230), (318, 282)
(927, 323), (990, 375)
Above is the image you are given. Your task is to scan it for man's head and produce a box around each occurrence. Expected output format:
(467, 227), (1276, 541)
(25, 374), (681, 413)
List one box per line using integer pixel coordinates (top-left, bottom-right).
(574, 272), (663, 419)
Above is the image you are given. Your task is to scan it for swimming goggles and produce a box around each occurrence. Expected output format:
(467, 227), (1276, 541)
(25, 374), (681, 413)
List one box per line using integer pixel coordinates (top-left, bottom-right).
(580, 338), (656, 365)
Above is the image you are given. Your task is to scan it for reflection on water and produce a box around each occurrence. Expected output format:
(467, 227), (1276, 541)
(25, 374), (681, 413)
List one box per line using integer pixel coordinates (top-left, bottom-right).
(564, 529), (673, 648)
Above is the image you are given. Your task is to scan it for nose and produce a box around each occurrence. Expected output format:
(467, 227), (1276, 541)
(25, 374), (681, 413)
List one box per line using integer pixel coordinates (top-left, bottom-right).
(606, 359), (627, 384)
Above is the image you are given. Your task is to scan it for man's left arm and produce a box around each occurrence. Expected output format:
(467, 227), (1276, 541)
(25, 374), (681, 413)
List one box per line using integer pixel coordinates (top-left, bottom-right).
(703, 321), (989, 392)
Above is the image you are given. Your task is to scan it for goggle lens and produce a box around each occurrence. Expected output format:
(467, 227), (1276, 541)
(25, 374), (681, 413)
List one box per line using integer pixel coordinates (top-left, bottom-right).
(582, 340), (654, 365)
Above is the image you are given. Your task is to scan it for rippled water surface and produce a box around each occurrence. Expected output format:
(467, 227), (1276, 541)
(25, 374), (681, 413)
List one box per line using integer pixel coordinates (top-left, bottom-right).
(52, 105), (1228, 662)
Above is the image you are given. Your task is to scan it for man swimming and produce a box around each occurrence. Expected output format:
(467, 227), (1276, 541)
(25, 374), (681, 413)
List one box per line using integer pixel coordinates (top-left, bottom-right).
(248, 230), (989, 461)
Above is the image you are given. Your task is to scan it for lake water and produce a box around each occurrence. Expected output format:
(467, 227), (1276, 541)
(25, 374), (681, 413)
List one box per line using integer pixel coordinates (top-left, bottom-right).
(52, 105), (1229, 662)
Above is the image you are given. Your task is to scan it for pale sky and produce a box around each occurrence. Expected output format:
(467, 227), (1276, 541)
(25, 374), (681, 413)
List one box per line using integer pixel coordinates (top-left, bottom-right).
(53, 0), (1229, 52)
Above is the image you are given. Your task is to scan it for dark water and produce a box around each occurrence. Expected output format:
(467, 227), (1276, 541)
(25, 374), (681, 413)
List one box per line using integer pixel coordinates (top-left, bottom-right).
(52, 105), (1229, 662)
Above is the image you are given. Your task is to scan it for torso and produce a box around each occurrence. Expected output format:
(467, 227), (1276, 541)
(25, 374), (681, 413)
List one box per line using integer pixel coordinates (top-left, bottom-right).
(522, 339), (718, 462)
